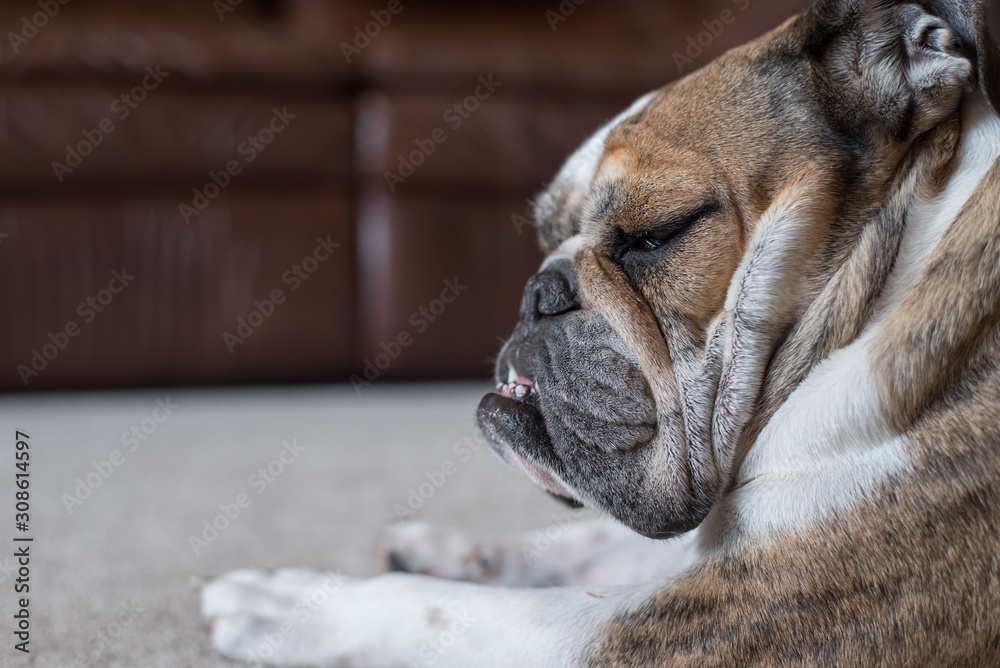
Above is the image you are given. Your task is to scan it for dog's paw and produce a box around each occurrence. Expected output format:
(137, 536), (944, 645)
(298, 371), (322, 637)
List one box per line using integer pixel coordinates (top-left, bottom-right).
(377, 522), (502, 584)
(201, 568), (354, 667)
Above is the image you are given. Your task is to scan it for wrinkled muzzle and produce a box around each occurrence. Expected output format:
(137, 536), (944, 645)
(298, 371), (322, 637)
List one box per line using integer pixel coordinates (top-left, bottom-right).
(477, 251), (715, 539)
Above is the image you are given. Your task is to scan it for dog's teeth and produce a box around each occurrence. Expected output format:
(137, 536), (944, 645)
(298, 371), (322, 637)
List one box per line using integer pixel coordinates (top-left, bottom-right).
(498, 372), (535, 401)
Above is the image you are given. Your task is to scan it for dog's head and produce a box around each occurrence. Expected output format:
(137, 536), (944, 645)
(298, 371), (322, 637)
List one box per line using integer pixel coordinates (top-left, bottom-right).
(478, 0), (1000, 539)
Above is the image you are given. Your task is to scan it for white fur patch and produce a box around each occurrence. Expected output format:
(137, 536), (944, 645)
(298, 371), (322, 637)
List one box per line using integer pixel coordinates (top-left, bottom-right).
(378, 520), (695, 588)
(554, 92), (657, 197)
(541, 234), (585, 270)
(203, 566), (653, 667)
(731, 92), (1000, 537)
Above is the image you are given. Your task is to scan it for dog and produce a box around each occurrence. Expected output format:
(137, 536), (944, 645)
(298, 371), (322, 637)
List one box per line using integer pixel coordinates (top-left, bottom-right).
(202, 0), (1000, 664)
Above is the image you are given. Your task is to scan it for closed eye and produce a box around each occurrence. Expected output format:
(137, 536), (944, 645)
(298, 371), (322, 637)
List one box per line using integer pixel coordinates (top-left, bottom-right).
(633, 224), (688, 251)
(621, 200), (720, 256)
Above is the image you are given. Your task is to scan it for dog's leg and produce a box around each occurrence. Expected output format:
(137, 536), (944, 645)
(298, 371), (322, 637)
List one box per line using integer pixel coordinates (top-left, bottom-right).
(377, 519), (696, 587)
(202, 568), (644, 667)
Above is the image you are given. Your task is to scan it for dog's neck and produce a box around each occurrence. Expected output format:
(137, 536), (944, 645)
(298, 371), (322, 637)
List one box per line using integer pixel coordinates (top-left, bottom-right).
(701, 92), (1000, 545)
(875, 94), (1000, 322)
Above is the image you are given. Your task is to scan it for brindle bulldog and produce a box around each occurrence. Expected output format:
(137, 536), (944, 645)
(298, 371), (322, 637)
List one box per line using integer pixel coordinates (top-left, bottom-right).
(203, 0), (1000, 664)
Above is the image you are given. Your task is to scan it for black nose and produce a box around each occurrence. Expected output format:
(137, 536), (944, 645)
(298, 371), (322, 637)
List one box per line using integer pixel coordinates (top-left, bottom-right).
(519, 260), (580, 323)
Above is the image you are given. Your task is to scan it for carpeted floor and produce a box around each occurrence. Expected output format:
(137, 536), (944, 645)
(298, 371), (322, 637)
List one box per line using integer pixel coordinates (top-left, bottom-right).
(0, 382), (576, 667)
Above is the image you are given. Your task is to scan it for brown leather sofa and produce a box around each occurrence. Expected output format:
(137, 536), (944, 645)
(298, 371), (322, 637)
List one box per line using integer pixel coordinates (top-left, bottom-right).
(0, 0), (808, 390)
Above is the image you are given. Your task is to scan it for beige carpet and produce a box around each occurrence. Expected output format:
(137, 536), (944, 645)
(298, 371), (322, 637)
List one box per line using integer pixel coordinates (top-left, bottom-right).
(0, 382), (575, 667)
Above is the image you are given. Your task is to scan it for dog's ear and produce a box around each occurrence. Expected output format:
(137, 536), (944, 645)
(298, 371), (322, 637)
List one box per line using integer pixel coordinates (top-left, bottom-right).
(803, 0), (991, 138)
(918, 0), (1000, 112)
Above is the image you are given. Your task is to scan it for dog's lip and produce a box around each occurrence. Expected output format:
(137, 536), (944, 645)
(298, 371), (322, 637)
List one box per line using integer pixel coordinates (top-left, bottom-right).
(498, 437), (574, 498)
(477, 392), (578, 502)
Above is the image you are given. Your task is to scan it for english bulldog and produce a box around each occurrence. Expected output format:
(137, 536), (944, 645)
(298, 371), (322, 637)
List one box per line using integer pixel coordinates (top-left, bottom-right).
(202, 0), (1000, 664)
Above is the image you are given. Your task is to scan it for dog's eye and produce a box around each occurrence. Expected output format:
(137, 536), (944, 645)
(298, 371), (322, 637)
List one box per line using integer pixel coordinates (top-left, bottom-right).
(634, 226), (684, 252)
(616, 200), (720, 259)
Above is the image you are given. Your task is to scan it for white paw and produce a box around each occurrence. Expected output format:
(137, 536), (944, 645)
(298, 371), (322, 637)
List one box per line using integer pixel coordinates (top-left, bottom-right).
(201, 568), (354, 667)
(377, 522), (501, 584)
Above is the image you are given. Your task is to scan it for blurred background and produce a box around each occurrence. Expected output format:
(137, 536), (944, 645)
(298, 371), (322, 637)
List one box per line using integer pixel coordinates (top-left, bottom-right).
(0, 0), (813, 392)
(15, 1), (1000, 665)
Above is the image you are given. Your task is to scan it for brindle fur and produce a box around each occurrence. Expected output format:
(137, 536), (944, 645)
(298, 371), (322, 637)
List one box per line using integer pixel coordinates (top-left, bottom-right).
(590, 162), (1000, 666)
(483, 0), (1000, 664)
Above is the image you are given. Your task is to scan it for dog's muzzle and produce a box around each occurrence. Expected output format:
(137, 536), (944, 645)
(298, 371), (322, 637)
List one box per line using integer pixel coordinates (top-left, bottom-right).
(477, 260), (583, 505)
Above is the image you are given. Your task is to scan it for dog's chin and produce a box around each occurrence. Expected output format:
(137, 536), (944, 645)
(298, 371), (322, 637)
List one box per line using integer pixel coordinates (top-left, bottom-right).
(498, 433), (578, 501)
(476, 391), (581, 505)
